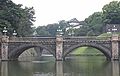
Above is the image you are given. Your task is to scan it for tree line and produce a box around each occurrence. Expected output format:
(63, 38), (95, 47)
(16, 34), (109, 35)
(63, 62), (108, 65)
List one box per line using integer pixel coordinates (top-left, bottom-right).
(36, 1), (120, 36)
(0, 0), (120, 37)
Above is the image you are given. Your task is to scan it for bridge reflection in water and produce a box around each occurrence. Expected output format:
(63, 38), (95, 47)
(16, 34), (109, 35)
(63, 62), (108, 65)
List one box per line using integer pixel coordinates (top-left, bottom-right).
(0, 58), (119, 76)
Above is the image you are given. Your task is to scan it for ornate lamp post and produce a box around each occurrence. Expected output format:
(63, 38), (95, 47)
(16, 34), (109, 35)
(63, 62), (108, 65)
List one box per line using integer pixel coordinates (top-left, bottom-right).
(12, 30), (17, 36)
(57, 26), (63, 36)
(1, 27), (9, 60)
(112, 25), (117, 34)
(3, 27), (7, 36)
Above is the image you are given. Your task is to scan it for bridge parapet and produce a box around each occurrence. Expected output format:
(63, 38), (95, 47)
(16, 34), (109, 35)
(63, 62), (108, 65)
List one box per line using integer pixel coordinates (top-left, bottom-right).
(63, 36), (111, 41)
(7, 36), (113, 42)
(9, 37), (56, 42)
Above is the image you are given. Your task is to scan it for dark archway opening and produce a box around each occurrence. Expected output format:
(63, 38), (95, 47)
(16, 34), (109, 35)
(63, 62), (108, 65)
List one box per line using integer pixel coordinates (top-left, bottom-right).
(64, 45), (111, 61)
(18, 47), (55, 61)
(9, 45), (55, 61)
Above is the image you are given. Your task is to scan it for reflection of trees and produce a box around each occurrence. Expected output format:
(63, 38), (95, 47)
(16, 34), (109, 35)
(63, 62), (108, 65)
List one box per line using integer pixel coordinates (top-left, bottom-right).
(33, 61), (55, 73)
(7, 61), (56, 76)
(1, 60), (119, 76)
(8, 62), (33, 76)
(63, 60), (112, 76)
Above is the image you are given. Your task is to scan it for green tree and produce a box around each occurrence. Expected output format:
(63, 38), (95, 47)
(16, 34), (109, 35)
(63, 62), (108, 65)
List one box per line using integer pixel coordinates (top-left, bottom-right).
(16, 7), (35, 36)
(75, 25), (89, 36)
(46, 23), (59, 36)
(0, 0), (35, 36)
(84, 12), (104, 36)
(36, 20), (69, 37)
(36, 26), (50, 36)
(102, 1), (120, 24)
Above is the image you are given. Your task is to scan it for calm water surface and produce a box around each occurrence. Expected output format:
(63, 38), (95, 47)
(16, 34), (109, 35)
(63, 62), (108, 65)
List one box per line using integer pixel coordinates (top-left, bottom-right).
(0, 56), (120, 76)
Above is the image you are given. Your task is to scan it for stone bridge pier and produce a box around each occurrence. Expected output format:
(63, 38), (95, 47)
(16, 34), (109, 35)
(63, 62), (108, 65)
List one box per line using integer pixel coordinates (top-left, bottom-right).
(56, 35), (63, 61)
(111, 34), (119, 60)
(1, 36), (9, 60)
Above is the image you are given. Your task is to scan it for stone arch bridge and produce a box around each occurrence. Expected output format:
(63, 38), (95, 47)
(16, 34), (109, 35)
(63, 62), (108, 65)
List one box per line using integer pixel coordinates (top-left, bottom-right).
(0, 34), (120, 61)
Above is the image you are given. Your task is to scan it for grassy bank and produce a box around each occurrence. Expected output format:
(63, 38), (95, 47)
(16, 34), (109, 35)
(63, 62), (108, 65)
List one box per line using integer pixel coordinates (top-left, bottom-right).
(71, 47), (103, 56)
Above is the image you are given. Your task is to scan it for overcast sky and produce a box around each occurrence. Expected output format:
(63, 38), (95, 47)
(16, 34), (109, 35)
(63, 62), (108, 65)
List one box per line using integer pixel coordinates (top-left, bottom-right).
(12, 0), (119, 26)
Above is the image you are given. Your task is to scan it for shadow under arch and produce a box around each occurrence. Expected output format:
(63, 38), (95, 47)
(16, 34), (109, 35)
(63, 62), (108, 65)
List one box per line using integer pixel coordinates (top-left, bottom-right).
(63, 43), (111, 60)
(8, 44), (55, 60)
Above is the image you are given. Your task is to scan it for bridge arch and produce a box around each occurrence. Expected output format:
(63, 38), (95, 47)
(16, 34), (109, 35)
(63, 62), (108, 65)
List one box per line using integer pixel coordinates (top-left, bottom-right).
(63, 43), (111, 60)
(8, 44), (55, 60)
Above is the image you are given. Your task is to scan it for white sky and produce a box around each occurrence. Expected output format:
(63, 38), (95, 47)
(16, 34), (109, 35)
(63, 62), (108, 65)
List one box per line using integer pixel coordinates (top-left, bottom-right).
(12, 0), (119, 26)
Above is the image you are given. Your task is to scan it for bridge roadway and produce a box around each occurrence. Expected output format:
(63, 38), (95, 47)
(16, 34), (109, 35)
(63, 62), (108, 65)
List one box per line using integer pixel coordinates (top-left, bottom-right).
(0, 34), (120, 61)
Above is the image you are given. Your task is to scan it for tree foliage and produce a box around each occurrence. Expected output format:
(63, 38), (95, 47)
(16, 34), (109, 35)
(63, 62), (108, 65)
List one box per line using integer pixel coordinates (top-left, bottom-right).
(36, 20), (69, 37)
(0, 0), (35, 36)
(102, 1), (120, 24)
(79, 1), (120, 36)
(84, 12), (104, 36)
(36, 26), (50, 37)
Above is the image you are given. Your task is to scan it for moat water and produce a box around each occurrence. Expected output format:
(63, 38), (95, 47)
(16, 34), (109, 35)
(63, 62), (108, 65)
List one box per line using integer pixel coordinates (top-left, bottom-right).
(0, 56), (119, 76)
